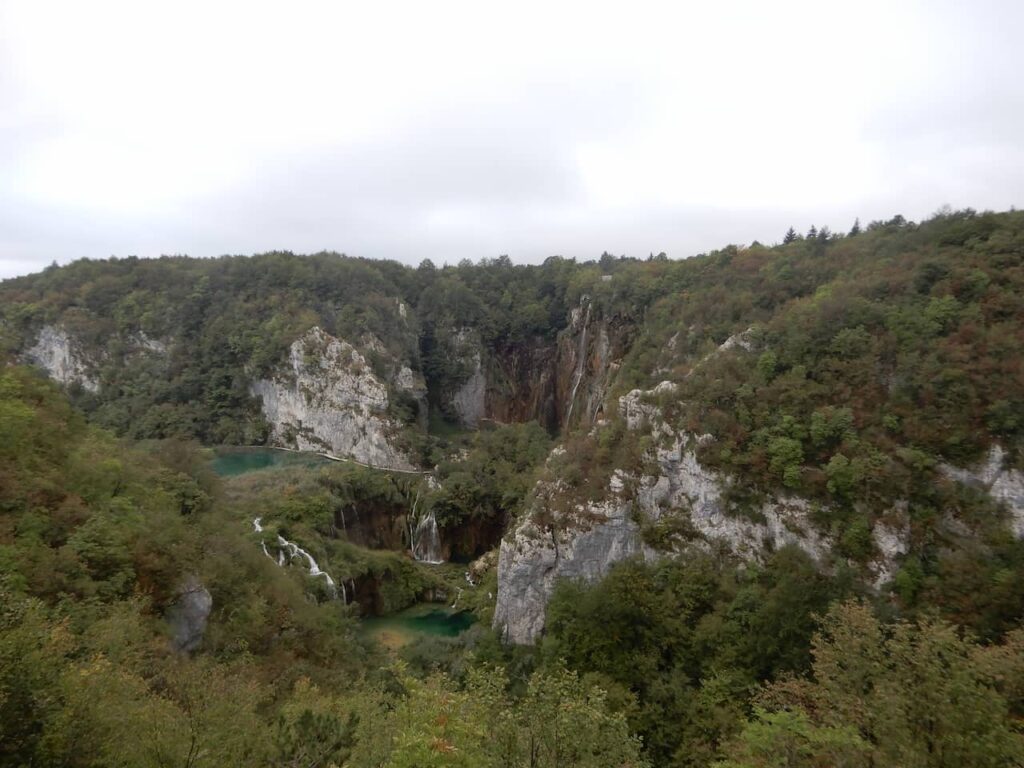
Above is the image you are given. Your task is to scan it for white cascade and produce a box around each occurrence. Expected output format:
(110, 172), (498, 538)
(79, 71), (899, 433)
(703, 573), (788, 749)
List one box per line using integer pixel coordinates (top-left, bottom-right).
(412, 508), (444, 564)
(564, 299), (592, 426)
(252, 517), (339, 599)
(277, 535), (337, 596)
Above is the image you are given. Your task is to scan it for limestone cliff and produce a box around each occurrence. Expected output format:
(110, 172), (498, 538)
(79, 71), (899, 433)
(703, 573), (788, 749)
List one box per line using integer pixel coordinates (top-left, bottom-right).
(496, 369), (1024, 644)
(26, 325), (100, 393)
(941, 446), (1024, 536)
(449, 329), (487, 428)
(495, 493), (655, 644)
(494, 384), (838, 644)
(250, 327), (415, 470)
(495, 373), (916, 645)
(442, 298), (627, 432)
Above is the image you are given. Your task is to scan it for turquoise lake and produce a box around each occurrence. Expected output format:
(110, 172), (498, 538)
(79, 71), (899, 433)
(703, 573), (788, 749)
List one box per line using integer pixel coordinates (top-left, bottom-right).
(361, 604), (476, 649)
(211, 447), (331, 476)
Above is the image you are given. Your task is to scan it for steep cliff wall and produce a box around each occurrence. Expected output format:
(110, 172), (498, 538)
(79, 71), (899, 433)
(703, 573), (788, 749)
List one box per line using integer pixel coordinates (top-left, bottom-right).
(941, 446), (1024, 536)
(26, 325), (100, 393)
(442, 299), (629, 433)
(495, 376), (918, 645)
(496, 372), (1024, 644)
(250, 327), (415, 470)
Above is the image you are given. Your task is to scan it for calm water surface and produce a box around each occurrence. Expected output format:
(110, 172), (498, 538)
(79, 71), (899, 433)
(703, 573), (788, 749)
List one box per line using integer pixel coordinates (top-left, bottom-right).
(212, 447), (331, 476)
(361, 604), (475, 649)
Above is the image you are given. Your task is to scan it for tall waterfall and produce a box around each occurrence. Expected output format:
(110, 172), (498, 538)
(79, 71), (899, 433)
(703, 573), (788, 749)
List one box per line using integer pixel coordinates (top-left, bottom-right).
(407, 485), (444, 564)
(412, 508), (444, 564)
(564, 299), (592, 426)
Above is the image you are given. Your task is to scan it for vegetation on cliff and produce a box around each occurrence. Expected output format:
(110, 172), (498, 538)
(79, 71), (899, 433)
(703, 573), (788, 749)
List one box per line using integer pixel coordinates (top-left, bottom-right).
(3, 206), (1024, 766)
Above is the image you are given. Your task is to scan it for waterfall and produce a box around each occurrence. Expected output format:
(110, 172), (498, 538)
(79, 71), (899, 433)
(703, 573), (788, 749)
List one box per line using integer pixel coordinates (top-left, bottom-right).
(411, 508), (444, 564)
(405, 479), (444, 564)
(277, 535), (337, 596)
(252, 517), (339, 598)
(564, 299), (592, 426)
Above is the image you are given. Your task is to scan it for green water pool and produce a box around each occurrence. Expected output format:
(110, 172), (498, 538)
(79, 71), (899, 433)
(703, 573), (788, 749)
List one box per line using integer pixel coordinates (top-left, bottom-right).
(211, 447), (331, 476)
(361, 604), (475, 649)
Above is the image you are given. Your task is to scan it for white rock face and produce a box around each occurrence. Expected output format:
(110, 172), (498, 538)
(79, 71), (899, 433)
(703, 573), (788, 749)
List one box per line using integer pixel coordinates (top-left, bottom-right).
(494, 498), (656, 644)
(718, 327), (756, 352)
(941, 445), (1024, 537)
(871, 514), (911, 588)
(639, 433), (831, 562)
(250, 327), (414, 470)
(395, 365), (420, 393)
(499, 382), (1024, 644)
(494, 383), (835, 645)
(133, 330), (167, 355)
(449, 329), (487, 428)
(27, 325), (99, 393)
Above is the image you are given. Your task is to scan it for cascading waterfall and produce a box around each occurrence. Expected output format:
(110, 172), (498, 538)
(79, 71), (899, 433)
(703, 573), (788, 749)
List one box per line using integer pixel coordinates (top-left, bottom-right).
(276, 535), (337, 597)
(408, 484), (445, 564)
(412, 508), (444, 564)
(252, 517), (344, 602)
(564, 299), (592, 426)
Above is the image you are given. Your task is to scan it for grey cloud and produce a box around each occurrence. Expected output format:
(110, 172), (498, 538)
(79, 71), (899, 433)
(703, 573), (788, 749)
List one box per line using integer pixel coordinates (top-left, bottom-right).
(1, 3), (1023, 279)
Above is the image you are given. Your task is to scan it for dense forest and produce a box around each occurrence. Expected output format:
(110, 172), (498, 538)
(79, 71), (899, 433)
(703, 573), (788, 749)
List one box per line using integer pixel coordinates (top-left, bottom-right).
(3, 207), (1024, 766)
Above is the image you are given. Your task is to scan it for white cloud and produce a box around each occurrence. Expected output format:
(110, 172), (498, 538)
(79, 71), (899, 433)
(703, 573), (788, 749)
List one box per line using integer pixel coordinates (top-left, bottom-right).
(1, 0), (1022, 277)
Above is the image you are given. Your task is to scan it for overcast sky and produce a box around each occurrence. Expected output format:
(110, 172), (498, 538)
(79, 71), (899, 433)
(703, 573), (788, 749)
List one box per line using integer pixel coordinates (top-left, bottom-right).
(2, 1), (1022, 279)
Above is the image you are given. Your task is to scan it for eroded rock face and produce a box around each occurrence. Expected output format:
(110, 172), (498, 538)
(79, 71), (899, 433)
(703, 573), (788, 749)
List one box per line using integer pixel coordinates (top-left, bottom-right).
(167, 575), (212, 653)
(251, 327), (414, 470)
(26, 325), (100, 393)
(494, 498), (655, 644)
(871, 513), (911, 588)
(496, 381), (1024, 644)
(449, 330), (487, 428)
(441, 300), (625, 432)
(495, 380), (856, 646)
(941, 445), (1024, 536)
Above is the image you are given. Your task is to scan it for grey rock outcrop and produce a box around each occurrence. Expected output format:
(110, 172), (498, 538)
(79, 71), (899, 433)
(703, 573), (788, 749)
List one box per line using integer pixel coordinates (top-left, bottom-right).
(495, 381), (839, 645)
(871, 513), (911, 588)
(167, 575), (212, 653)
(495, 497), (654, 644)
(450, 329), (487, 428)
(251, 327), (414, 470)
(941, 445), (1024, 536)
(27, 325), (99, 393)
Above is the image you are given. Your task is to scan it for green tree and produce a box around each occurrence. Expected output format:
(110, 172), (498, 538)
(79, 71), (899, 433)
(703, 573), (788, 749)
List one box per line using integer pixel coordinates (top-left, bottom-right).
(721, 602), (1024, 768)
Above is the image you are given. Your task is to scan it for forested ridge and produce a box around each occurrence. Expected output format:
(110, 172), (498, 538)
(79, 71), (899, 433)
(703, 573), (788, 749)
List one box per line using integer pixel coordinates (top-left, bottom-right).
(3, 207), (1024, 767)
